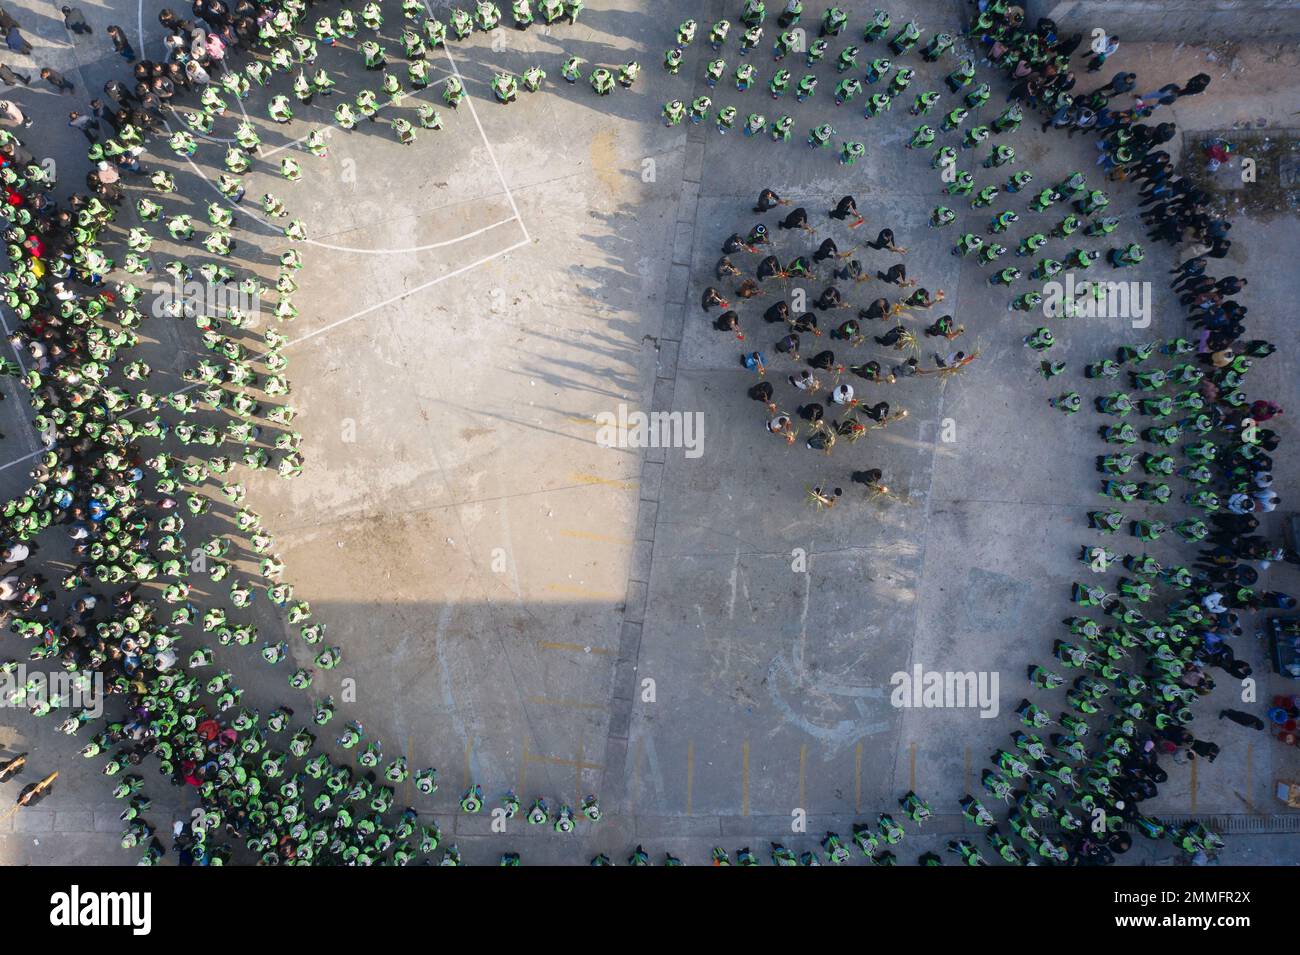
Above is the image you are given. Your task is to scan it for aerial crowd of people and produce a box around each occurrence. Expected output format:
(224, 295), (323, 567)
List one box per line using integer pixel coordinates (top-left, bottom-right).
(0, 0), (1287, 864)
(683, 0), (1283, 864)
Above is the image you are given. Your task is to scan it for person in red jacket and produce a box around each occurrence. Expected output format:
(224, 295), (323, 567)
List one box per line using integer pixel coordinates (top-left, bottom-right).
(1250, 400), (1282, 422)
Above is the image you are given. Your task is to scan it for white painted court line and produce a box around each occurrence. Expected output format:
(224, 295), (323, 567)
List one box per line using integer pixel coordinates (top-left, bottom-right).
(136, 0), (531, 255)
(161, 102), (527, 256)
(285, 233), (530, 348)
(0, 305), (37, 457)
(436, 34), (532, 244)
(296, 214), (521, 255)
(0, 303), (29, 377)
(0, 7), (540, 475)
(255, 77), (456, 160)
(0, 231), (532, 473)
(0, 448), (41, 473)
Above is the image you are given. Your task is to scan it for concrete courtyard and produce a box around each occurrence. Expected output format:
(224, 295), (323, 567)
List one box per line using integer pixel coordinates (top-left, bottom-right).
(0, 0), (1296, 864)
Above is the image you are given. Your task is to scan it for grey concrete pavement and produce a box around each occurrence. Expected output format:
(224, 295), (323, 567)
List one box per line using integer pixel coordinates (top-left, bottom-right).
(0, 0), (1295, 865)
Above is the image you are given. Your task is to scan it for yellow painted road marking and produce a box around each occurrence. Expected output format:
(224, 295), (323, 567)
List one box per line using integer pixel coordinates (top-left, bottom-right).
(570, 472), (638, 490)
(524, 752), (602, 771)
(543, 583), (625, 600)
(538, 640), (611, 654)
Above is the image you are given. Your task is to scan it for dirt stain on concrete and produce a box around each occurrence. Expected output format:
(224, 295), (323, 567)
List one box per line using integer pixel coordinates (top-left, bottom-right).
(590, 128), (624, 200)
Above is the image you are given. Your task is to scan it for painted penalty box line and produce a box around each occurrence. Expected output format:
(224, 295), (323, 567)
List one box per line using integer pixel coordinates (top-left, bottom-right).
(1, 7), (537, 471)
(0, 233), (534, 473)
(134, 0), (532, 256)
